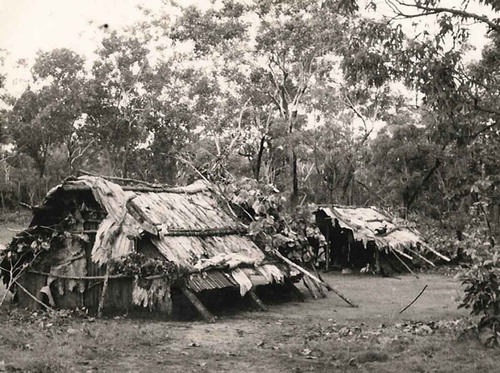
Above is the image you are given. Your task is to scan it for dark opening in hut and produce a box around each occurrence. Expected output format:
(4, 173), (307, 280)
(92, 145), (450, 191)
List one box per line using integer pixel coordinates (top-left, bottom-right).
(314, 205), (449, 275)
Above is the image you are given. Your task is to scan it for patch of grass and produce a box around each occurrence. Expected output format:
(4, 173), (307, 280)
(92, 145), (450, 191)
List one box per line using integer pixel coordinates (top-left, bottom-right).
(0, 328), (31, 349)
(14, 354), (70, 373)
(0, 274), (497, 372)
(0, 210), (31, 245)
(355, 350), (389, 364)
(0, 210), (31, 225)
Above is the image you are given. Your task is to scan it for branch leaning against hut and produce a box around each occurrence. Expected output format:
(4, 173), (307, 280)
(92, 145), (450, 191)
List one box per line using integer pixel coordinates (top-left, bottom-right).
(13, 279), (55, 312)
(273, 250), (358, 308)
(0, 249), (44, 307)
(175, 155), (248, 221)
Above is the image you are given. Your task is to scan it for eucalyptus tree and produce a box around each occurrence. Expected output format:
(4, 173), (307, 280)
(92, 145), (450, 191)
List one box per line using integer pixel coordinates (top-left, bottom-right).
(8, 49), (86, 177)
(164, 0), (381, 201)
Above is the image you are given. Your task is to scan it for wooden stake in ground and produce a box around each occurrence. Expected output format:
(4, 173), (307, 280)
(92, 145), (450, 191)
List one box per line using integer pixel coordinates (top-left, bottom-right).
(181, 286), (215, 322)
(310, 264), (327, 298)
(273, 251), (358, 308)
(97, 265), (110, 318)
(392, 249), (419, 278)
(302, 275), (320, 299)
(247, 289), (268, 311)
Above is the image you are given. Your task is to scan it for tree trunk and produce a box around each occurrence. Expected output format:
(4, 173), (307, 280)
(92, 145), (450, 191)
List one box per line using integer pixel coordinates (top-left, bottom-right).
(291, 150), (298, 202)
(405, 158), (442, 213)
(289, 109), (299, 202)
(254, 135), (266, 181)
(0, 189), (5, 214)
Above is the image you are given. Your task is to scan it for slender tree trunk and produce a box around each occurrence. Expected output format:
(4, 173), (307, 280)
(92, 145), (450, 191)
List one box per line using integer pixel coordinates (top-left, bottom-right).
(67, 143), (75, 175)
(291, 150), (298, 202)
(0, 189), (5, 214)
(289, 110), (299, 203)
(254, 135), (266, 181)
(122, 150), (129, 178)
(122, 121), (133, 178)
(406, 158), (442, 211)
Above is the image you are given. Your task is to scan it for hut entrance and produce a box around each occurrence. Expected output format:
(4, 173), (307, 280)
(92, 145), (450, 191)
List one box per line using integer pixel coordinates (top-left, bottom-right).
(314, 205), (447, 275)
(315, 212), (376, 270)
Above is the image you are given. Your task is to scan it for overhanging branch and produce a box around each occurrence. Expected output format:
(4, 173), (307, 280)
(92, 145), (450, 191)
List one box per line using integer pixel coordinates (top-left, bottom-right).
(388, 0), (500, 33)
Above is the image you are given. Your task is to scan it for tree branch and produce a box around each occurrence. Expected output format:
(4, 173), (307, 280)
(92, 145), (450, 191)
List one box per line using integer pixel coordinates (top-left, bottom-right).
(389, 0), (500, 33)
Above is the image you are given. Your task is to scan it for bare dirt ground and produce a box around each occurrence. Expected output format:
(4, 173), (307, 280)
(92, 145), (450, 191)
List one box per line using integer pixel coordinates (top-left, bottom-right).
(0, 224), (498, 372)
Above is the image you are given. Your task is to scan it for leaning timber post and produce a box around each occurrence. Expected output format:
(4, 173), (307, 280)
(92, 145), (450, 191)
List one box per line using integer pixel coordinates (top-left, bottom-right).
(274, 251), (358, 308)
(247, 289), (268, 311)
(181, 286), (215, 323)
(303, 276), (319, 299)
(310, 264), (327, 298)
(97, 265), (110, 318)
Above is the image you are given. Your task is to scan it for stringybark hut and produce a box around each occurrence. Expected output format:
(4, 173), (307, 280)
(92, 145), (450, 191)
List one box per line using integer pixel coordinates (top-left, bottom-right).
(314, 205), (450, 273)
(1, 176), (299, 319)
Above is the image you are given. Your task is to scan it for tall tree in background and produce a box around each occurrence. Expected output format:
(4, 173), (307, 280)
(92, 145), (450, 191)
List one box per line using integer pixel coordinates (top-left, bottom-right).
(83, 32), (154, 178)
(8, 49), (86, 177)
(2, 0), (498, 216)
(168, 0), (374, 201)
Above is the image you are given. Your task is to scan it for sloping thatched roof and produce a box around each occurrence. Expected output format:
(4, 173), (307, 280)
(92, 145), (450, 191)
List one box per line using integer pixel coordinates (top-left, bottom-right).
(317, 205), (425, 252)
(37, 176), (288, 294)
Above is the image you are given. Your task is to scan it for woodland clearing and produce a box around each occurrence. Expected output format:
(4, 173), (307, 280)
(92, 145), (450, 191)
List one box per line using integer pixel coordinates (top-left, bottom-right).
(0, 222), (496, 373)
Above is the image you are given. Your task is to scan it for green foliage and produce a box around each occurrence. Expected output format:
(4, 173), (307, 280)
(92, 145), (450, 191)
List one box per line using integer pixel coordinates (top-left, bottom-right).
(112, 252), (178, 278)
(224, 177), (325, 263)
(170, 2), (249, 55)
(0, 227), (70, 286)
(460, 244), (500, 347)
(8, 49), (86, 177)
(451, 200), (500, 346)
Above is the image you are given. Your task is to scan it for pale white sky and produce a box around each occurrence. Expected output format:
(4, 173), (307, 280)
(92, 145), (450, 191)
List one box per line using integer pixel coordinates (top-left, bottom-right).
(0, 0), (492, 96)
(0, 0), (154, 57)
(0, 0), (169, 93)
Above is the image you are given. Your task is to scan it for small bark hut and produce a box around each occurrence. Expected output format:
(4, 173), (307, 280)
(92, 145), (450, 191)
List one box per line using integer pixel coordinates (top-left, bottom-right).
(1, 176), (299, 319)
(314, 205), (449, 273)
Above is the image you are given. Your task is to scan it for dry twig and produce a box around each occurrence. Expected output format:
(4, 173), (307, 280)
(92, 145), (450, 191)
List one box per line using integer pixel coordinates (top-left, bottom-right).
(399, 284), (428, 314)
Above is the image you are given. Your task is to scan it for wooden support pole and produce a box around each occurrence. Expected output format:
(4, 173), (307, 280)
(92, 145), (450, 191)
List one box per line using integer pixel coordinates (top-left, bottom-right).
(393, 248), (413, 261)
(274, 250), (358, 307)
(247, 289), (268, 311)
(406, 247), (436, 267)
(325, 218), (331, 271)
(421, 243), (451, 262)
(14, 279), (55, 312)
(314, 279), (327, 298)
(181, 286), (215, 323)
(392, 250), (418, 278)
(310, 265), (327, 298)
(97, 268), (109, 318)
(303, 276), (319, 299)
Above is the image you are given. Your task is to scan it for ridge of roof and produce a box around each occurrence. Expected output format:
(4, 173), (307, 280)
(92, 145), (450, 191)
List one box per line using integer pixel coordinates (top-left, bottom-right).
(61, 176), (210, 194)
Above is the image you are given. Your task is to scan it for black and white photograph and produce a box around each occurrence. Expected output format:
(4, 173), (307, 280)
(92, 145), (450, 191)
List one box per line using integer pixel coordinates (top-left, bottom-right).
(0, 0), (499, 371)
